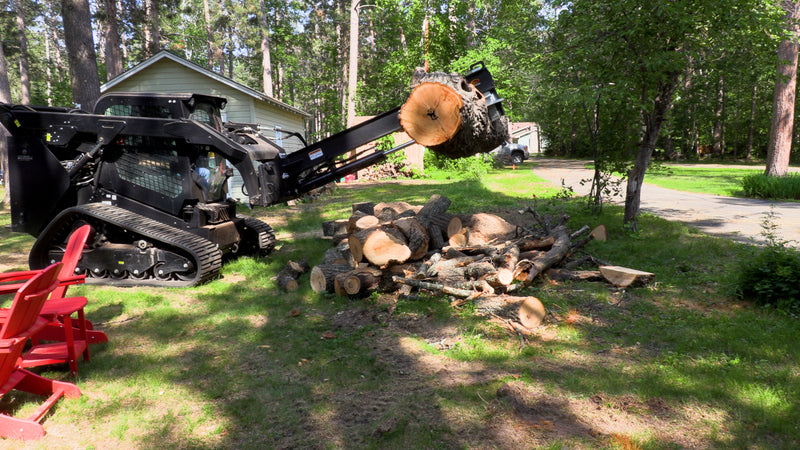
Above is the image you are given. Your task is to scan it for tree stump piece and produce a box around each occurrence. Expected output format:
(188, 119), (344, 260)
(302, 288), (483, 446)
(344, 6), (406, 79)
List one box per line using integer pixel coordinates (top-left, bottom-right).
(310, 264), (353, 293)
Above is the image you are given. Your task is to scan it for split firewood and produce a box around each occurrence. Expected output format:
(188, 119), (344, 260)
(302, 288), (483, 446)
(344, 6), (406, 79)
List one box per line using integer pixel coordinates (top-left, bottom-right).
(276, 259), (311, 291)
(310, 263), (354, 293)
(322, 219), (349, 237)
(400, 68), (508, 158)
(599, 265), (655, 288)
(473, 295), (546, 329)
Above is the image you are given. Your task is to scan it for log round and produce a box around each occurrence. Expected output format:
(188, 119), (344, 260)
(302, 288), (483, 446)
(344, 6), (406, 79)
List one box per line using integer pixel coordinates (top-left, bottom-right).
(362, 225), (412, 267)
(399, 82), (464, 147)
(401, 69), (509, 158)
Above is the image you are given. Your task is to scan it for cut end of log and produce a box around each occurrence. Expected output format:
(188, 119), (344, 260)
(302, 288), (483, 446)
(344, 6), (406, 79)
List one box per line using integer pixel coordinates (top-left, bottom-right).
(599, 265), (655, 288)
(518, 296), (546, 329)
(590, 224), (608, 242)
(400, 82), (464, 146)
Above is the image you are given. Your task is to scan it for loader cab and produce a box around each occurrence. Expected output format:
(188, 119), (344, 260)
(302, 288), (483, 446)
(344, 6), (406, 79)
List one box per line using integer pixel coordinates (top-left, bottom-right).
(91, 93), (232, 217)
(94, 92), (226, 125)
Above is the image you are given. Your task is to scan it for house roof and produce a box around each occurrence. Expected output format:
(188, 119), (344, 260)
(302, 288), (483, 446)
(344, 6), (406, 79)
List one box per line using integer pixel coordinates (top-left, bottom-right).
(101, 50), (311, 118)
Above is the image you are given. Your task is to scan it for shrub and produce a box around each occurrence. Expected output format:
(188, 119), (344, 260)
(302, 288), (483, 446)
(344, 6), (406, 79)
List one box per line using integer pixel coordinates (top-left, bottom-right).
(741, 173), (800, 200)
(423, 151), (493, 180)
(736, 208), (800, 312)
(736, 245), (800, 312)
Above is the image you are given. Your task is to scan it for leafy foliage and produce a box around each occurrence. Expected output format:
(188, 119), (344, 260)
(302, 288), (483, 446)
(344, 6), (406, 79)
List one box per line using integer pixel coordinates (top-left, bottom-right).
(742, 173), (800, 200)
(423, 151), (493, 180)
(735, 208), (800, 312)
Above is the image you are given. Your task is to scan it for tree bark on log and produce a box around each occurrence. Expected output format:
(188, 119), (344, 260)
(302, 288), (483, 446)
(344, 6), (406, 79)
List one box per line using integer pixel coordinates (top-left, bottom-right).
(310, 263), (353, 293)
(512, 225), (572, 284)
(359, 225), (412, 267)
(400, 68), (508, 158)
(352, 201), (376, 215)
(276, 259), (310, 291)
(473, 295), (546, 329)
(322, 219), (349, 237)
(392, 217), (429, 260)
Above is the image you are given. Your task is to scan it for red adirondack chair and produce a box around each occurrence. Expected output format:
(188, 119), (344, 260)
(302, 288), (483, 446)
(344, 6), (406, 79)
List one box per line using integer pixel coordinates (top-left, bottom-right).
(0, 263), (81, 441)
(0, 225), (108, 342)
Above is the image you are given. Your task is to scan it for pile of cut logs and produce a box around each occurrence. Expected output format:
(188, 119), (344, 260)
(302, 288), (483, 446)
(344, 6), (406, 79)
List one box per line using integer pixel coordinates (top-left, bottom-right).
(276, 194), (654, 333)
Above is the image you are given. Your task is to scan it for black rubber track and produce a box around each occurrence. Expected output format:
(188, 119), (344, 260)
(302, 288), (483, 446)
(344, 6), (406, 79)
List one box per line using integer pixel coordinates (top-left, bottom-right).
(30, 203), (223, 287)
(240, 216), (276, 256)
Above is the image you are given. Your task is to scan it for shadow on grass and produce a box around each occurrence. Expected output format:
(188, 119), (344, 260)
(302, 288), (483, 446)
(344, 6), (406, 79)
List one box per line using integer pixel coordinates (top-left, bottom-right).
(15, 176), (799, 448)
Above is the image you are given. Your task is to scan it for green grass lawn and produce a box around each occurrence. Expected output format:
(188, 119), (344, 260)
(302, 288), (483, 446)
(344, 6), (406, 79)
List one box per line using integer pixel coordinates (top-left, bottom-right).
(643, 166), (764, 196)
(0, 168), (798, 448)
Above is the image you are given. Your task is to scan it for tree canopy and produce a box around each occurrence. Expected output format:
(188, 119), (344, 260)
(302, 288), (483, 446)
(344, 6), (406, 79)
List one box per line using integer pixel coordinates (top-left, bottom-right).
(0, 0), (796, 224)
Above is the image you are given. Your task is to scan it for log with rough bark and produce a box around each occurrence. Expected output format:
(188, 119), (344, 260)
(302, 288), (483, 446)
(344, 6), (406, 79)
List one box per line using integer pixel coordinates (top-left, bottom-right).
(310, 263), (354, 293)
(392, 217), (429, 260)
(334, 267), (384, 297)
(462, 213), (518, 245)
(392, 276), (477, 299)
(352, 201), (375, 216)
(350, 225), (412, 267)
(517, 235), (555, 251)
(599, 265), (655, 288)
(400, 68), (508, 158)
(347, 211), (381, 234)
(545, 268), (604, 283)
(276, 259), (310, 291)
(512, 225), (572, 284)
(322, 219), (349, 237)
(473, 295), (546, 329)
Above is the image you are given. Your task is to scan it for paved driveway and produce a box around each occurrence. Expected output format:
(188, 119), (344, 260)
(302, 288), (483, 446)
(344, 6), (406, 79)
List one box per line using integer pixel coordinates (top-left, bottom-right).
(529, 158), (800, 246)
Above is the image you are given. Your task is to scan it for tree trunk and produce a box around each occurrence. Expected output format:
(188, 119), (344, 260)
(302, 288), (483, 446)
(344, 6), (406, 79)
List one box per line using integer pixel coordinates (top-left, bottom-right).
(766, 2), (800, 177)
(103, 0), (123, 80)
(712, 75), (724, 156)
(259, 0), (274, 97)
(204, 0), (216, 71)
(747, 81), (758, 160)
(346, 0), (359, 127)
(14, 0), (31, 104)
(62, 0), (101, 109)
(0, 34), (10, 206)
(623, 73), (680, 231)
(145, 0), (161, 56)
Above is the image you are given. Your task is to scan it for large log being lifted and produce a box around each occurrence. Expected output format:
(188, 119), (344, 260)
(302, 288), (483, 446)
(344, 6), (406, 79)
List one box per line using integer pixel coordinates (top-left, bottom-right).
(400, 68), (508, 158)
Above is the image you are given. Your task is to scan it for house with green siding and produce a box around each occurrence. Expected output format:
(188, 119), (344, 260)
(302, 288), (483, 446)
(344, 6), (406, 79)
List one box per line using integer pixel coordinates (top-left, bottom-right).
(101, 50), (311, 202)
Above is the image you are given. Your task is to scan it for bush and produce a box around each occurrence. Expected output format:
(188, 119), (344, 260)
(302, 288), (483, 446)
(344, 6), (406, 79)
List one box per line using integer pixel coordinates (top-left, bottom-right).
(741, 173), (800, 200)
(423, 151), (493, 180)
(736, 245), (800, 312)
(736, 208), (800, 312)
